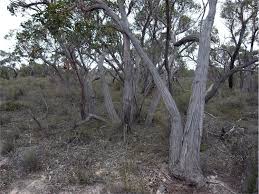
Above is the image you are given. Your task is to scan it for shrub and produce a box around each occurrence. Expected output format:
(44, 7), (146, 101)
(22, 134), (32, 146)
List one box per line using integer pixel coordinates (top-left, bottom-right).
(113, 80), (122, 91)
(0, 116), (11, 125)
(69, 168), (98, 185)
(20, 149), (40, 172)
(7, 87), (24, 100)
(0, 101), (26, 111)
(174, 90), (191, 114)
(200, 144), (208, 152)
(0, 141), (14, 156)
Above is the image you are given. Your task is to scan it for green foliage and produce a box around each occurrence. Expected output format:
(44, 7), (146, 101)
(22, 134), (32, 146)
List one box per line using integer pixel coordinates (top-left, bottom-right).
(0, 67), (11, 80)
(7, 87), (24, 100)
(44, 2), (72, 36)
(206, 92), (246, 119)
(174, 90), (191, 114)
(19, 63), (47, 77)
(200, 143), (208, 152)
(177, 65), (195, 77)
(113, 80), (122, 91)
(19, 64), (34, 77)
(178, 15), (192, 32)
(0, 101), (27, 111)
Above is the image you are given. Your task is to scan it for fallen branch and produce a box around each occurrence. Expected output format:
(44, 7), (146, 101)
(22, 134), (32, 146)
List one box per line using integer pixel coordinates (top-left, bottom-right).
(73, 113), (108, 129)
(207, 178), (237, 194)
(205, 111), (217, 118)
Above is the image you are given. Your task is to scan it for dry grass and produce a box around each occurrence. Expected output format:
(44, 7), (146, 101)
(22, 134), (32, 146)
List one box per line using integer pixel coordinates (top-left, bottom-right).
(0, 76), (257, 193)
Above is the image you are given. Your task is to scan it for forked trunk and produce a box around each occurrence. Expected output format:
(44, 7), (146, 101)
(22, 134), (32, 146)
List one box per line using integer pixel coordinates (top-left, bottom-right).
(171, 0), (217, 186)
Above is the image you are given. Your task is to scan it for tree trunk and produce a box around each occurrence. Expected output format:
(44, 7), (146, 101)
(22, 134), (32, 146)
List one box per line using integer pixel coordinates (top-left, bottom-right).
(98, 55), (121, 124)
(164, 0), (173, 95)
(122, 34), (136, 125)
(145, 88), (161, 126)
(84, 77), (96, 114)
(228, 21), (247, 89)
(171, 0), (217, 186)
(120, 4), (136, 127)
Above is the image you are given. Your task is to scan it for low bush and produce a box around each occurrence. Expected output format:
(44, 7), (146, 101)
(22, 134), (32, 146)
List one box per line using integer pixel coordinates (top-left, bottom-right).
(0, 101), (27, 111)
(7, 87), (24, 100)
(20, 149), (41, 172)
(0, 116), (11, 125)
(0, 141), (14, 156)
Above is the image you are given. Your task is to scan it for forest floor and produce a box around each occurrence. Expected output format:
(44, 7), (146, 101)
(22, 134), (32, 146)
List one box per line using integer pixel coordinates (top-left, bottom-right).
(0, 76), (258, 194)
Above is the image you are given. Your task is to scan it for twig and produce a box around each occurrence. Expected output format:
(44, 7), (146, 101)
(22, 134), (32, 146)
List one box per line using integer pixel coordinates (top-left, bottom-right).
(224, 126), (236, 136)
(205, 111), (217, 118)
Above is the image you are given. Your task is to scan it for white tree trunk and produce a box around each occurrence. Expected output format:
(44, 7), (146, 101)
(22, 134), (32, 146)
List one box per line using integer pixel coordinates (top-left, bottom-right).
(84, 77), (96, 114)
(120, 3), (137, 126)
(172, 0), (217, 186)
(98, 55), (121, 124)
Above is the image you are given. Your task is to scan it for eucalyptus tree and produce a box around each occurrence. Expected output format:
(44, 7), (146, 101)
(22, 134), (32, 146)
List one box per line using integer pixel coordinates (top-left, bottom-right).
(0, 50), (19, 79)
(75, 0), (217, 186)
(8, 0), (124, 123)
(8, 0), (99, 120)
(9, 0), (249, 186)
(135, 0), (202, 125)
(205, 0), (259, 102)
(220, 0), (258, 89)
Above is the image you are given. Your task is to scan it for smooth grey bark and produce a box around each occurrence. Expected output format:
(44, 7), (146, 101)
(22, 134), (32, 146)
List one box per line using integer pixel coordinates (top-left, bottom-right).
(98, 55), (121, 124)
(121, 34), (136, 125)
(119, 2), (136, 126)
(78, 0), (217, 185)
(84, 0), (183, 163)
(116, 6), (184, 168)
(83, 77), (96, 114)
(172, 0), (217, 186)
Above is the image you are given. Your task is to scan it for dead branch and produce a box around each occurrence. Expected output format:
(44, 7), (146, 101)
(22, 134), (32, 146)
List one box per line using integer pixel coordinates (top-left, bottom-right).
(207, 178), (237, 194)
(73, 113), (108, 129)
(204, 111), (217, 118)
